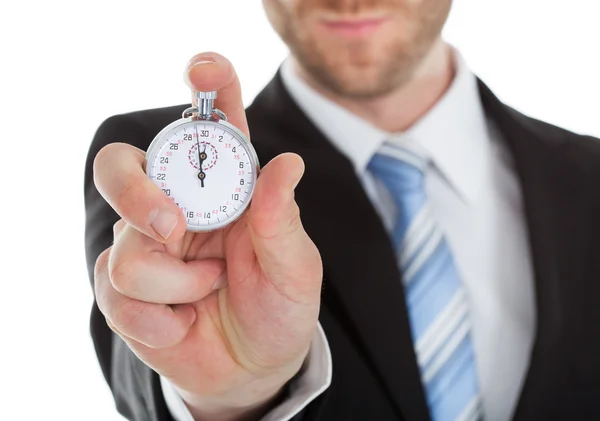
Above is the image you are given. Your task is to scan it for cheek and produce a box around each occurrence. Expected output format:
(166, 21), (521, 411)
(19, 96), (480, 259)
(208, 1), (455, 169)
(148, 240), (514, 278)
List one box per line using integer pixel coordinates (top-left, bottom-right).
(271, 0), (297, 9)
(263, 0), (298, 28)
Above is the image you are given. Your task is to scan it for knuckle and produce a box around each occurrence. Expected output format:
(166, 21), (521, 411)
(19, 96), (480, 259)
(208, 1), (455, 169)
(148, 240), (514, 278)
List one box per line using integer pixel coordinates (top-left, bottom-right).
(92, 145), (109, 177)
(93, 143), (146, 218)
(94, 248), (112, 315)
(286, 201), (303, 235)
(113, 219), (126, 238)
(104, 317), (120, 335)
(93, 143), (120, 182)
(94, 248), (111, 282)
(113, 178), (142, 217)
(112, 299), (147, 331)
(109, 257), (140, 297)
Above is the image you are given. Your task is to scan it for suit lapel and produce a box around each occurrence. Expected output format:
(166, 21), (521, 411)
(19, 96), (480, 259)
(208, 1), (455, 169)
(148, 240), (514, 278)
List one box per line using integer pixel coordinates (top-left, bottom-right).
(248, 75), (430, 420)
(248, 74), (586, 420)
(478, 80), (590, 419)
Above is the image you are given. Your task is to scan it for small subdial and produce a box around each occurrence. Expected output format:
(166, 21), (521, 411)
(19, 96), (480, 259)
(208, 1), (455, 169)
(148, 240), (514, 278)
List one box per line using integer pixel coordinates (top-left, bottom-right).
(188, 142), (218, 171)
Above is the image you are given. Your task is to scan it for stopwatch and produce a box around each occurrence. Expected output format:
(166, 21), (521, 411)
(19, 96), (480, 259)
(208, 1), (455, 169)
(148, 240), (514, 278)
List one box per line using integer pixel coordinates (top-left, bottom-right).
(146, 91), (260, 232)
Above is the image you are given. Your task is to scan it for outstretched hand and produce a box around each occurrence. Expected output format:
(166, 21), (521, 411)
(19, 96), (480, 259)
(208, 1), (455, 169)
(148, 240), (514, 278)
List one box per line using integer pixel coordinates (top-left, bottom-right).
(92, 52), (323, 420)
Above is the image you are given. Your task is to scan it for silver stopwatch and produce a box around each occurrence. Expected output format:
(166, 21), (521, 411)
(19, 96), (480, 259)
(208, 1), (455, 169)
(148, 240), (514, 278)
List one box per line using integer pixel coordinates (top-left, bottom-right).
(146, 91), (260, 232)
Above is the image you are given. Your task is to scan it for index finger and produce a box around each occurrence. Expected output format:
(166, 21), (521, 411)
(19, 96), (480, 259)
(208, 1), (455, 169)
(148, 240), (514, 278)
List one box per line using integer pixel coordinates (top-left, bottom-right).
(184, 52), (250, 139)
(93, 142), (187, 242)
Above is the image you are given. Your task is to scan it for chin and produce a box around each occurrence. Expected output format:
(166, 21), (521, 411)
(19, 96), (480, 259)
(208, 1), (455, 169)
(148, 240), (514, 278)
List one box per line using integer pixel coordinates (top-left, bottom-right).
(328, 67), (384, 94)
(303, 42), (399, 97)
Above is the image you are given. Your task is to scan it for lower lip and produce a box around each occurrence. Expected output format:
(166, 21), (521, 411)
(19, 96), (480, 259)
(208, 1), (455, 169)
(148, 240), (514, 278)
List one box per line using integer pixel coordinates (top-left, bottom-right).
(320, 18), (387, 37)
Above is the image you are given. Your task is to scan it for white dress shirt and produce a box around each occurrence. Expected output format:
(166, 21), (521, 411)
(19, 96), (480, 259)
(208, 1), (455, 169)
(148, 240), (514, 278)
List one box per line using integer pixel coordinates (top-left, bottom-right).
(163, 48), (537, 421)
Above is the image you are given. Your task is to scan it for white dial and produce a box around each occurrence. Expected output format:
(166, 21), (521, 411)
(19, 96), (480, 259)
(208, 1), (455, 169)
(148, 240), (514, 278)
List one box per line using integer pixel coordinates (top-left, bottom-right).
(146, 118), (259, 231)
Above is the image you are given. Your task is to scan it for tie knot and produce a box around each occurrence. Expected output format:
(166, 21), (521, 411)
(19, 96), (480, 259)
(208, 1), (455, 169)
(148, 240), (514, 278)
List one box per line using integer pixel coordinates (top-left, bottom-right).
(368, 142), (428, 193)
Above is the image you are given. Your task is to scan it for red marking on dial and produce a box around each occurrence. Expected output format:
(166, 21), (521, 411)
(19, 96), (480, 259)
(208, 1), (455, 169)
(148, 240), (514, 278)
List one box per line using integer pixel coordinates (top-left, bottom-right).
(188, 142), (218, 170)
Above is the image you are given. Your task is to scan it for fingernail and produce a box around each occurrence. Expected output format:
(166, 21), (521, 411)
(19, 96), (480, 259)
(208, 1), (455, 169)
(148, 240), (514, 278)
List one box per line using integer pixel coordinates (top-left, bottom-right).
(190, 60), (215, 67)
(185, 59), (215, 81)
(149, 208), (178, 239)
(212, 272), (228, 290)
(188, 60), (216, 78)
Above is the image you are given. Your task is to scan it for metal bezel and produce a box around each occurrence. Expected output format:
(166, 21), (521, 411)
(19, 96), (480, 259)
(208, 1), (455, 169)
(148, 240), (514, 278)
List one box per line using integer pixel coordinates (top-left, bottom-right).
(145, 114), (260, 232)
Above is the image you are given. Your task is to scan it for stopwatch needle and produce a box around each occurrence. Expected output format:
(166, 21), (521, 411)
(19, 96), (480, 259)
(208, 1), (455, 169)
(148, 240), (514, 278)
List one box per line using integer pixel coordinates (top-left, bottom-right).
(198, 150), (208, 188)
(195, 127), (206, 188)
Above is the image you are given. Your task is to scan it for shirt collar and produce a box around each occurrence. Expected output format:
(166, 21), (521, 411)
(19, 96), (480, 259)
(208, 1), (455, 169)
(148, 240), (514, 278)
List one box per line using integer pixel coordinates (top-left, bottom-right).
(280, 48), (490, 204)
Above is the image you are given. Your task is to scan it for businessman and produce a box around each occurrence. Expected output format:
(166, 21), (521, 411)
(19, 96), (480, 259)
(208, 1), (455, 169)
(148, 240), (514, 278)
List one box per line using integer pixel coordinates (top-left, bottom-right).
(84, 1), (600, 420)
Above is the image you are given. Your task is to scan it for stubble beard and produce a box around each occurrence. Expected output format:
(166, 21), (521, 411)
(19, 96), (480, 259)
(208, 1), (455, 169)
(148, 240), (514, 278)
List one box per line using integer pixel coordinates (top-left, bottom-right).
(272, 1), (451, 100)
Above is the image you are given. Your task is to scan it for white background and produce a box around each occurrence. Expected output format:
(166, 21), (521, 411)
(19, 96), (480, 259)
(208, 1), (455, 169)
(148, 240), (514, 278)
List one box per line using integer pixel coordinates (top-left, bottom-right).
(1, 1), (598, 419)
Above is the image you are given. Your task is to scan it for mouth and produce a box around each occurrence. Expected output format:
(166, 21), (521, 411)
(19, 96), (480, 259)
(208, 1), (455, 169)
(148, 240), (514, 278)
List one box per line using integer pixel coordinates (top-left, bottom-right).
(319, 16), (388, 38)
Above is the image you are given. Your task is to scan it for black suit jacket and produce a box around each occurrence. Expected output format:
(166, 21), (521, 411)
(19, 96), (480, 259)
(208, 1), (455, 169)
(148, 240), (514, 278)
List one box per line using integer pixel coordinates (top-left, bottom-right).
(84, 73), (600, 420)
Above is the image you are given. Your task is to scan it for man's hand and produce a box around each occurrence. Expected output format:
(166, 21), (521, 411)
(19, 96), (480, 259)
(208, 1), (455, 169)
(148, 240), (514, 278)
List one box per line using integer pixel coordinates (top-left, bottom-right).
(92, 53), (323, 421)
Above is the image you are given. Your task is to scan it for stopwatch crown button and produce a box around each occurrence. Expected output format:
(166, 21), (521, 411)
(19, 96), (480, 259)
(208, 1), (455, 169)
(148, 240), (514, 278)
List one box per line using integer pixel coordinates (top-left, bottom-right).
(196, 91), (217, 100)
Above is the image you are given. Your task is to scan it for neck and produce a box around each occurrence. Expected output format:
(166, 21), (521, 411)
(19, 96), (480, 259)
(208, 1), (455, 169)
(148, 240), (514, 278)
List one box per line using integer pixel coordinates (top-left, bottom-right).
(291, 39), (455, 133)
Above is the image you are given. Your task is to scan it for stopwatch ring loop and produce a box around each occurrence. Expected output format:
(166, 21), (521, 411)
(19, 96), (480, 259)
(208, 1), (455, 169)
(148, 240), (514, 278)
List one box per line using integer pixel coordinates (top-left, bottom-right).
(182, 107), (199, 119)
(213, 109), (227, 121)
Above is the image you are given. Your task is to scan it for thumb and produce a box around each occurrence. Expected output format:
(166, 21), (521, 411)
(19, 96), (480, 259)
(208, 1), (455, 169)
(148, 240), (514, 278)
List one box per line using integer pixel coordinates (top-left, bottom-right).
(248, 153), (322, 304)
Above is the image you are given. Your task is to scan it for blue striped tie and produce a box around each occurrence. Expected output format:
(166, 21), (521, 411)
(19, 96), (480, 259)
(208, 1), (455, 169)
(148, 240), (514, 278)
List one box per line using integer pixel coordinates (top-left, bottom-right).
(368, 141), (482, 421)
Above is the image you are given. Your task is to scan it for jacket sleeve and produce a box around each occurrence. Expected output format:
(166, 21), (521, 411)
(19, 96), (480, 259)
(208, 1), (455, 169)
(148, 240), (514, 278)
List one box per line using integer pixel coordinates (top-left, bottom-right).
(84, 114), (175, 421)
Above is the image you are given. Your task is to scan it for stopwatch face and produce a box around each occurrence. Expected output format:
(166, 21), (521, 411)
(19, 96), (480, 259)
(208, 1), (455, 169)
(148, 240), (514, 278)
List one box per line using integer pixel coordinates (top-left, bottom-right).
(146, 118), (259, 232)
